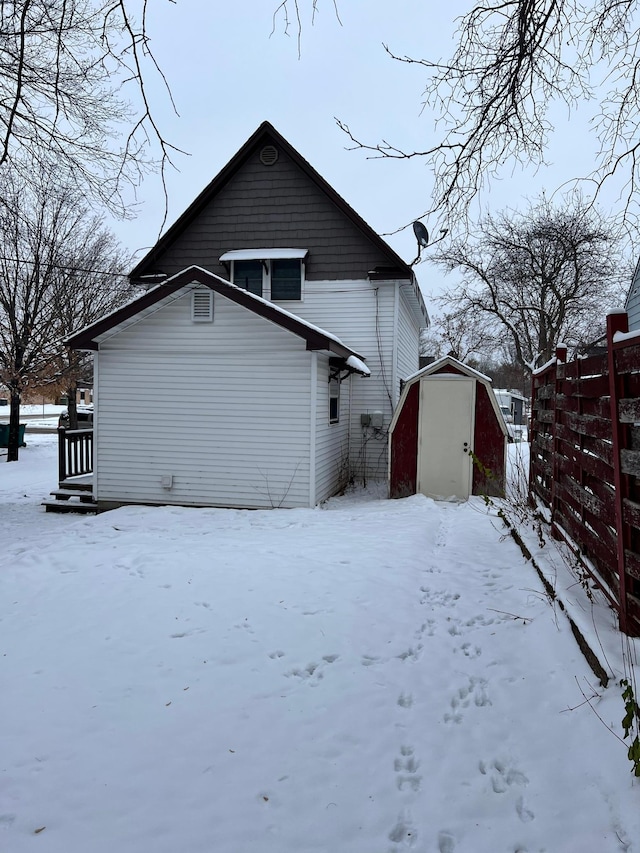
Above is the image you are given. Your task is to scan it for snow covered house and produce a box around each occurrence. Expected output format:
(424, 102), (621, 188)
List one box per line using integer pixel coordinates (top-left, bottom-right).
(64, 122), (428, 511)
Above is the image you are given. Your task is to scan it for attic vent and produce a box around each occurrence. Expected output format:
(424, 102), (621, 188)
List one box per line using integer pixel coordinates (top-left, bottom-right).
(259, 145), (279, 166)
(191, 289), (213, 322)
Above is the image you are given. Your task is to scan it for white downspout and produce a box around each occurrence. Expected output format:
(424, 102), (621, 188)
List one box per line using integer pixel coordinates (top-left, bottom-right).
(392, 282), (399, 408)
(92, 351), (99, 501)
(309, 352), (317, 507)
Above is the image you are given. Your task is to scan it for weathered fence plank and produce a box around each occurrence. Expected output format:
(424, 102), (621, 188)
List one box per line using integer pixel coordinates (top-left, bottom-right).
(529, 313), (640, 636)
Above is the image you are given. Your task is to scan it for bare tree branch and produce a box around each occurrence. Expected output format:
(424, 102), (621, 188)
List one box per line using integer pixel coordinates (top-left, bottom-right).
(0, 0), (181, 218)
(0, 167), (134, 460)
(430, 194), (629, 371)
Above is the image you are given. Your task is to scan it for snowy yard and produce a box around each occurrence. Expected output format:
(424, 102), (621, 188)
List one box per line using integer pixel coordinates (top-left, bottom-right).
(1, 435), (639, 852)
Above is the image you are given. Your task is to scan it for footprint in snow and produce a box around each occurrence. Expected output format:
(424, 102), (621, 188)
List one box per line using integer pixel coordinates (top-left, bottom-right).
(479, 758), (529, 793)
(388, 810), (418, 848)
(394, 745), (421, 792)
(397, 693), (413, 709)
(284, 655), (338, 684)
(479, 759), (534, 820)
(457, 642), (481, 658)
(438, 831), (456, 853)
(444, 677), (491, 724)
(397, 644), (422, 662)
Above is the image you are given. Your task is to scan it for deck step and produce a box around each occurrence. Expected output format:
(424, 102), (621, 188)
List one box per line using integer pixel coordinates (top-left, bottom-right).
(50, 489), (96, 502)
(42, 498), (99, 514)
(59, 478), (92, 492)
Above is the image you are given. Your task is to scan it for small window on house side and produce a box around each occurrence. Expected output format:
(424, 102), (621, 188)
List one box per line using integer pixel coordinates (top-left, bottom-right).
(271, 259), (301, 300)
(233, 260), (263, 296)
(192, 289), (213, 322)
(329, 375), (340, 423)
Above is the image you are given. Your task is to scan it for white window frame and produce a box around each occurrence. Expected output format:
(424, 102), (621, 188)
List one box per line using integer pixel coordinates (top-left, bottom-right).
(222, 249), (307, 303)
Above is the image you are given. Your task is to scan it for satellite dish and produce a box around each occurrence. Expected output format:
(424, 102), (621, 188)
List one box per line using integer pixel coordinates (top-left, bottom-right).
(412, 220), (429, 248)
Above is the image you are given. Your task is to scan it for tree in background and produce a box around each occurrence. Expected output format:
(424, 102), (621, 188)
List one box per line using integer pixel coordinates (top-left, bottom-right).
(50, 226), (134, 431)
(0, 171), (132, 461)
(429, 196), (628, 372)
(0, 0), (176, 217)
(282, 0), (640, 225)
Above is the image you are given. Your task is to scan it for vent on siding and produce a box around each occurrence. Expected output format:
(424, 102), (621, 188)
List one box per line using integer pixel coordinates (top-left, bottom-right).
(192, 289), (213, 322)
(259, 145), (279, 166)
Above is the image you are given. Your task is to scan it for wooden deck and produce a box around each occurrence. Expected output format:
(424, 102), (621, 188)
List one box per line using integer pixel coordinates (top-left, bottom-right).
(43, 430), (98, 513)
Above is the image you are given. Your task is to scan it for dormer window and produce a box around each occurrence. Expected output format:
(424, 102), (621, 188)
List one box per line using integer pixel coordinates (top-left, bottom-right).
(233, 260), (263, 297)
(221, 248), (307, 302)
(271, 258), (301, 300)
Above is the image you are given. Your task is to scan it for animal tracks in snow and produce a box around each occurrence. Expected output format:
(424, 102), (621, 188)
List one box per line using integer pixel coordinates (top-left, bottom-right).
(283, 654), (339, 685)
(397, 693), (413, 709)
(388, 810), (418, 848)
(394, 745), (421, 792)
(420, 587), (460, 608)
(479, 759), (535, 823)
(444, 676), (491, 724)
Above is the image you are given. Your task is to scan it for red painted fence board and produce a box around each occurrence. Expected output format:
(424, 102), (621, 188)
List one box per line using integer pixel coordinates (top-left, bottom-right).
(529, 316), (640, 636)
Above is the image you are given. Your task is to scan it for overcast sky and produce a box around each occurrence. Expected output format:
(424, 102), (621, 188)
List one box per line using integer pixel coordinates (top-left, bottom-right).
(110, 1), (616, 304)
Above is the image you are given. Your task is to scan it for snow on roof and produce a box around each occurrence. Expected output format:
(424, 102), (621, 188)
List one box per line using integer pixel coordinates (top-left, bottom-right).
(346, 355), (370, 376)
(219, 248), (308, 261)
(67, 266), (369, 370)
(404, 356), (492, 385)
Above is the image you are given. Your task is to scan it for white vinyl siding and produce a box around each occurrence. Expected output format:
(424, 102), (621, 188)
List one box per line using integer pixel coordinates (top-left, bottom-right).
(314, 358), (350, 503)
(95, 290), (313, 509)
(294, 280), (400, 481)
(627, 269), (640, 331)
(397, 285), (422, 385)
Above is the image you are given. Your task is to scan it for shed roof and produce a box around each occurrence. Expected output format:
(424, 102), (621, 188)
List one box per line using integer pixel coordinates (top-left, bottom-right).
(66, 266), (370, 374)
(390, 355), (507, 435)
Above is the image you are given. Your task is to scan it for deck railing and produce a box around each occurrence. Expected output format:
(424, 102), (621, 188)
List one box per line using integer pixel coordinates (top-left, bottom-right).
(58, 427), (94, 483)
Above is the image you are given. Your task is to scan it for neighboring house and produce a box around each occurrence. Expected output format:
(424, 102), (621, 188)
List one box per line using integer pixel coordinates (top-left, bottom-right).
(66, 122), (428, 510)
(626, 257), (640, 331)
(493, 389), (527, 426)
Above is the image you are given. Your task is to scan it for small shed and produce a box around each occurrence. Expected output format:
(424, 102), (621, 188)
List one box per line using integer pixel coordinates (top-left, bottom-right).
(389, 356), (507, 501)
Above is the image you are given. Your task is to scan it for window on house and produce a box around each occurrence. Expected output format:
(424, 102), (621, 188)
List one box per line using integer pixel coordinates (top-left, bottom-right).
(222, 249), (307, 302)
(233, 260), (263, 296)
(271, 259), (302, 300)
(329, 375), (340, 423)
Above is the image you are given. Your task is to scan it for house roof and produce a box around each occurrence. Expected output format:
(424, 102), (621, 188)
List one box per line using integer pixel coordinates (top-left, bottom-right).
(129, 121), (428, 324)
(66, 266), (371, 374)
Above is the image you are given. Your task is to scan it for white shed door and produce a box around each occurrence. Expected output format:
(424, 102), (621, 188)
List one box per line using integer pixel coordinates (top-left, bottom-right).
(417, 377), (475, 500)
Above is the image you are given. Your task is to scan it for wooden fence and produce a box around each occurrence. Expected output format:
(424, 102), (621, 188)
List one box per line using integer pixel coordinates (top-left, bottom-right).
(529, 311), (640, 637)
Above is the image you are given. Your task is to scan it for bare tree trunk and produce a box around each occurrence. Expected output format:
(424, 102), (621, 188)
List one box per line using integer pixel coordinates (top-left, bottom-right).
(6, 383), (21, 462)
(66, 384), (78, 430)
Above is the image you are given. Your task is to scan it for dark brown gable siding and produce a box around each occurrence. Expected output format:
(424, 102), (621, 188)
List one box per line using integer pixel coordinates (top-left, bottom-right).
(146, 146), (396, 282)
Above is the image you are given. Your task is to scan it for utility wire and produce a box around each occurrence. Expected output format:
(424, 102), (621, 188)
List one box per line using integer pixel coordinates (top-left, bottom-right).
(0, 255), (131, 278)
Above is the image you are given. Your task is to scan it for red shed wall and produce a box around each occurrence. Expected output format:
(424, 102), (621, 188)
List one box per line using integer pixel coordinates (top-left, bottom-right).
(472, 383), (506, 497)
(390, 381), (419, 498)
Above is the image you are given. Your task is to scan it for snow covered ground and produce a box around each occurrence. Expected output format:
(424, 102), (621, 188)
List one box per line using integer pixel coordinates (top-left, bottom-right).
(1, 436), (639, 853)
